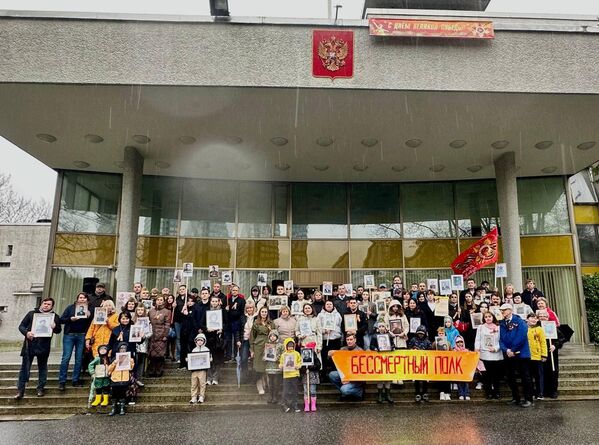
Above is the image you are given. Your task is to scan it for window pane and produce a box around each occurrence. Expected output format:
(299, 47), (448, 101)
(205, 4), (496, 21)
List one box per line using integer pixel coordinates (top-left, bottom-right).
(401, 182), (456, 238)
(456, 180), (499, 237)
(350, 183), (400, 238)
(50, 267), (111, 314)
(292, 183), (347, 238)
(53, 234), (116, 266)
(138, 176), (180, 236)
(180, 180), (236, 238)
(274, 184), (288, 237)
(236, 270), (289, 295)
(577, 225), (599, 264)
(291, 240), (349, 268)
(238, 182), (272, 238)
(517, 177), (570, 235)
(58, 172), (121, 234)
(350, 240), (403, 268)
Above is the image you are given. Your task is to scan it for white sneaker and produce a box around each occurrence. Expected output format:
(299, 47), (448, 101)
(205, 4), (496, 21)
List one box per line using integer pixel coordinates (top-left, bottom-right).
(198, 396), (204, 403)
(258, 389), (265, 395)
(445, 394), (451, 401)
(212, 380), (218, 385)
(207, 380), (213, 386)
(189, 397), (197, 404)
(465, 396), (471, 400)
(459, 396), (464, 400)
(440, 392), (446, 400)
(452, 384), (458, 391)
(476, 382), (483, 390)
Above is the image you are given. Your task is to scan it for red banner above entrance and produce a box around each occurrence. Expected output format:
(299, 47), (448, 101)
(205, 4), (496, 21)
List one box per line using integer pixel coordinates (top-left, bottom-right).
(369, 18), (494, 39)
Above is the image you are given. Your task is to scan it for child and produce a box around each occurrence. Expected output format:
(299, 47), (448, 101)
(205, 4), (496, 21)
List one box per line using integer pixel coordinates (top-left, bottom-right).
(301, 341), (321, 412)
(265, 330), (284, 404)
(133, 304), (153, 388)
(433, 327), (452, 400)
(527, 313), (547, 400)
(279, 337), (302, 413)
(443, 316), (460, 349)
(453, 335), (471, 400)
(370, 321), (395, 404)
(88, 344), (111, 409)
(188, 333), (212, 404)
(107, 342), (135, 416)
(408, 325), (432, 402)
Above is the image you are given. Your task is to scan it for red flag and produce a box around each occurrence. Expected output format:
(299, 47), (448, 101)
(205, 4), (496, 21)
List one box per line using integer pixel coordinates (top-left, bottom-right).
(312, 30), (354, 79)
(451, 228), (499, 279)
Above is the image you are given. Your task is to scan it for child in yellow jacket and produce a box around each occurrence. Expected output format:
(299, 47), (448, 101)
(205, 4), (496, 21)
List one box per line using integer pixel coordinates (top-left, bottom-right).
(527, 313), (547, 400)
(279, 337), (301, 413)
(107, 342), (135, 416)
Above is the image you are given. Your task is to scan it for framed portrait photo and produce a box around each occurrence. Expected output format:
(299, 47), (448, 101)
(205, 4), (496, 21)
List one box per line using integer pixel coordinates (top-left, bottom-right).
(188, 351), (211, 371)
(434, 297), (449, 317)
(344, 283), (354, 297)
(200, 280), (211, 290)
(129, 324), (144, 343)
(116, 292), (134, 311)
(283, 353), (296, 372)
(409, 317), (421, 334)
(221, 270), (233, 286)
(115, 352), (131, 371)
(451, 275), (465, 291)
(426, 279), (438, 293)
(363, 274), (375, 289)
(291, 301), (303, 316)
(284, 280), (294, 295)
(322, 313), (335, 331)
(439, 279), (452, 296)
(483, 334), (494, 350)
(435, 336), (448, 351)
(94, 364), (107, 378)
(263, 343), (277, 362)
(32, 313), (54, 338)
(514, 304), (527, 317)
(93, 307), (107, 325)
(470, 312), (483, 329)
(377, 334), (392, 352)
(298, 319), (313, 337)
(268, 295), (282, 310)
(74, 303), (88, 319)
(358, 303), (369, 314)
(343, 314), (358, 332)
(541, 320), (558, 340)
(375, 299), (387, 314)
(141, 299), (153, 310)
(301, 348), (314, 367)
(136, 316), (150, 334)
(257, 273), (268, 287)
(322, 281), (333, 296)
(173, 269), (183, 283)
(208, 265), (220, 278)
(389, 320), (403, 335)
(182, 262), (194, 278)
(206, 310), (223, 331)
(495, 262), (507, 279)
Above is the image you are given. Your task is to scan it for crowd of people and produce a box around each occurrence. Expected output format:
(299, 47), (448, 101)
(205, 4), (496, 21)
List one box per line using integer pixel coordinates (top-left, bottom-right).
(14, 275), (568, 415)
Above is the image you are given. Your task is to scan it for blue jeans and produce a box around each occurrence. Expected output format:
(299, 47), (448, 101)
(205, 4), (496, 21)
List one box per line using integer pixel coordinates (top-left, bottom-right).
(59, 333), (85, 384)
(174, 322), (182, 361)
(458, 382), (470, 398)
(328, 371), (363, 399)
(18, 353), (48, 391)
(363, 334), (372, 351)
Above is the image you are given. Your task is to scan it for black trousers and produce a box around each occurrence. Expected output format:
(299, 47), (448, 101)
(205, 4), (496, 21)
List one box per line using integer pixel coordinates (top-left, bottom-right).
(504, 356), (533, 402)
(482, 359), (504, 397)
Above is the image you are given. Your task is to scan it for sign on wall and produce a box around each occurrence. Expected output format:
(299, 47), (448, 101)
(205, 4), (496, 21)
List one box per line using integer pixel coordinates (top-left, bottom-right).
(369, 18), (494, 39)
(312, 30), (354, 79)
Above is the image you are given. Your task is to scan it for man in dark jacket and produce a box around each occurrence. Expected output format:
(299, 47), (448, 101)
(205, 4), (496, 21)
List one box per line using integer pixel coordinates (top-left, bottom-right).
(88, 283), (113, 309)
(58, 292), (93, 390)
(224, 284), (245, 361)
(15, 297), (62, 399)
(522, 279), (544, 312)
(332, 284), (349, 315)
(341, 297), (368, 348)
(173, 284), (189, 362)
(499, 303), (533, 407)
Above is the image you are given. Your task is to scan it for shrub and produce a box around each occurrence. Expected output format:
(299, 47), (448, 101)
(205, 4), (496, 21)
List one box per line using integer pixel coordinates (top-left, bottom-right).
(583, 273), (599, 343)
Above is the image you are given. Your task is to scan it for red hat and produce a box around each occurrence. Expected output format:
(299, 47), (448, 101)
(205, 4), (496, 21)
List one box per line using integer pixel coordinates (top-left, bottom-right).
(305, 342), (317, 349)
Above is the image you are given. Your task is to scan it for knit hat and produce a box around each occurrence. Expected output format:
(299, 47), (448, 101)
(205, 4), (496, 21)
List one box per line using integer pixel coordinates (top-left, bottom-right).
(194, 333), (207, 344)
(416, 325), (427, 335)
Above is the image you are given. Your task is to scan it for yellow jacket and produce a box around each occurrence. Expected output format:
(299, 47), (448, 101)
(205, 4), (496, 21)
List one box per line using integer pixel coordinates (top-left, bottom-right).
(279, 338), (301, 379)
(86, 312), (119, 357)
(527, 325), (548, 361)
(108, 357), (135, 383)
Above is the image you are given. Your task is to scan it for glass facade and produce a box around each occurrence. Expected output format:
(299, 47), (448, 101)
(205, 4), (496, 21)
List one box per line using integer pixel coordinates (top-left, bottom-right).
(577, 225), (599, 264)
(518, 177), (570, 235)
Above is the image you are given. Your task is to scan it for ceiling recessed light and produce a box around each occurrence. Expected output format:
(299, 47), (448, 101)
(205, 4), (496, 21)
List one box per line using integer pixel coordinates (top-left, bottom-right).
(449, 140), (467, 149)
(361, 138), (378, 147)
(491, 140), (509, 149)
(467, 165), (483, 173)
(541, 166), (557, 174)
(353, 164), (368, 172)
(114, 161), (125, 169)
(535, 140), (553, 150)
(270, 137), (288, 147)
(430, 164), (445, 172)
(275, 163), (290, 171)
(73, 161), (90, 169)
(155, 161), (170, 169)
(405, 139), (422, 148)
(316, 137), (334, 147)
(84, 134), (104, 144)
(224, 136), (243, 145)
(391, 165), (407, 172)
(36, 133), (57, 143)
(313, 164), (329, 171)
(179, 136), (196, 145)
(132, 134), (150, 144)
(577, 141), (596, 151)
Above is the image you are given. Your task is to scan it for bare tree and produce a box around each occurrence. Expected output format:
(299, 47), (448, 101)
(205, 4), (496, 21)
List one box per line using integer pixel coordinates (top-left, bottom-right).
(0, 173), (52, 223)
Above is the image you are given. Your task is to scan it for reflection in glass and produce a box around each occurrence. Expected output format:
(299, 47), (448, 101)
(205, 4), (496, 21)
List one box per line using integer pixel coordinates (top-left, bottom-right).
(402, 182), (456, 238)
(58, 172), (121, 234)
(292, 183), (347, 238)
(180, 180), (236, 238)
(237, 240), (290, 269)
(274, 184), (288, 237)
(350, 240), (403, 268)
(53, 234), (116, 266)
(136, 236), (178, 267)
(518, 177), (570, 235)
(291, 240), (349, 268)
(238, 182), (272, 238)
(236, 270), (290, 295)
(577, 225), (599, 264)
(50, 267), (111, 312)
(350, 184), (400, 238)
(456, 180), (499, 237)
(403, 239), (458, 268)
(138, 176), (180, 236)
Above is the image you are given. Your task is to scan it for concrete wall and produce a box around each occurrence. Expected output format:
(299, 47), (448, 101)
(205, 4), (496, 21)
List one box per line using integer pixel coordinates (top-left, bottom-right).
(1, 17), (599, 93)
(0, 224), (50, 342)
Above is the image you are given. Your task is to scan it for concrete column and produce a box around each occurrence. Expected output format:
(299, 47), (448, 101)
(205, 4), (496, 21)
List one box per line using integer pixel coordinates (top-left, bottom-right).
(494, 151), (523, 292)
(116, 146), (143, 292)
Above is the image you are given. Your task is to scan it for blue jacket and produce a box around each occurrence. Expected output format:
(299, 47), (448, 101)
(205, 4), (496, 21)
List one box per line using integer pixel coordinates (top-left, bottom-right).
(499, 314), (530, 359)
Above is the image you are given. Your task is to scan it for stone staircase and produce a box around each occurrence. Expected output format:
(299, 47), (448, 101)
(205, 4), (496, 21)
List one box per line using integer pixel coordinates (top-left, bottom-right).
(1, 346), (599, 420)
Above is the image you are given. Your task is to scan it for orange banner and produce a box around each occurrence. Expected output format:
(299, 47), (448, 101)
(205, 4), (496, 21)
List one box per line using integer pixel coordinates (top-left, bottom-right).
(369, 18), (494, 39)
(332, 350), (480, 382)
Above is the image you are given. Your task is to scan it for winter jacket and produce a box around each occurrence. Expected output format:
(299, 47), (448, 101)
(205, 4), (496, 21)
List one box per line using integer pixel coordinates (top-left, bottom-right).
(108, 356), (134, 385)
(274, 316), (297, 342)
(88, 355), (111, 389)
(408, 326), (432, 350)
(312, 300), (325, 315)
(527, 325), (548, 361)
(474, 323), (503, 361)
(60, 303), (92, 335)
(295, 315), (322, 351)
(443, 317), (460, 348)
(85, 312), (119, 357)
(499, 314), (530, 359)
(317, 309), (343, 340)
(135, 321), (153, 355)
(19, 309), (61, 357)
(386, 314), (409, 349)
(108, 324), (136, 356)
(279, 338), (301, 379)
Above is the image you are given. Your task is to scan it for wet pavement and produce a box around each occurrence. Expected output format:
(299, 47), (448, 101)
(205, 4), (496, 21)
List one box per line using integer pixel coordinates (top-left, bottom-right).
(1, 400), (597, 445)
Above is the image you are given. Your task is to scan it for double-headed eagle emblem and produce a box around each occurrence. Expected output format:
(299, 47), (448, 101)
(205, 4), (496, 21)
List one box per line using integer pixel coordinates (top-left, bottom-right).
(317, 35), (349, 72)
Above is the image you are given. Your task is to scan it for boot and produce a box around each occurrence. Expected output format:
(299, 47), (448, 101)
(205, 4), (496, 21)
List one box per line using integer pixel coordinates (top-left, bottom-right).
(304, 398), (310, 412)
(377, 388), (384, 404)
(101, 395), (110, 406)
(310, 396), (317, 412)
(385, 388), (394, 404)
(108, 400), (118, 416)
(257, 378), (265, 395)
(91, 395), (102, 407)
(118, 400), (126, 415)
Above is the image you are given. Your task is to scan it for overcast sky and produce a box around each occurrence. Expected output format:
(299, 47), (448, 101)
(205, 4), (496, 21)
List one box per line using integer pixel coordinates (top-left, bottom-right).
(1, 0), (597, 203)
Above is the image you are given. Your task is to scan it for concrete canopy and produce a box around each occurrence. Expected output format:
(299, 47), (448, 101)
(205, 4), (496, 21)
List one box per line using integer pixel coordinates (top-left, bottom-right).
(0, 82), (597, 182)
